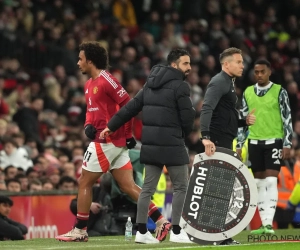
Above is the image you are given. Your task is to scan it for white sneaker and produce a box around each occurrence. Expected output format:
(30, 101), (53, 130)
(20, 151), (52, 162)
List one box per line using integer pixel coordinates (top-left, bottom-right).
(55, 227), (88, 242)
(135, 231), (160, 244)
(170, 229), (192, 243)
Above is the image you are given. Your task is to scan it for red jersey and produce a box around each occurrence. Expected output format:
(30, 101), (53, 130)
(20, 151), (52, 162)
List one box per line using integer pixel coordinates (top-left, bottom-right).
(84, 70), (132, 147)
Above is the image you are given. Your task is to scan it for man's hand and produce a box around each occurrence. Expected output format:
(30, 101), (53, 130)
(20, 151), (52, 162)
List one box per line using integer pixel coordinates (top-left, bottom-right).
(202, 139), (216, 156)
(246, 109), (256, 125)
(236, 148), (243, 161)
(126, 137), (137, 149)
(90, 202), (102, 214)
(85, 124), (97, 140)
(100, 127), (112, 139)
(282, 147), (291, 160)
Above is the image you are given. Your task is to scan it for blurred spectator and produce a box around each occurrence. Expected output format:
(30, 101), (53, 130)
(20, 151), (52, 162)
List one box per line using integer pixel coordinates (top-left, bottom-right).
(113, 0), (137, 28)
(42, 179), (54, 190)
(58, 176), (77, 191)
(5, 179), (21, 192)
(48, 169), (61, 188)
(0, 119), (8, 148)
(0, 171), (6, 190)
(12, 97), (44, 152)
(0, 137), (33, 171)
(3, 165), (17, 180)
(28, 179), (43, 191)
(0, 196), (27, 240)
(61, 162), (76, 178)
(25, 167), (39, 182)
(72, 155), (83, 179)
(15, 174), (28, 192)
(0, 90), (9, 119)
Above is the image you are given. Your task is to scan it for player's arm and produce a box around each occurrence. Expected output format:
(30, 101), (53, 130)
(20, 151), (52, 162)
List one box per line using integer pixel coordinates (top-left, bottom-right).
(84, 105), (92, 127)
(279, 88), (293, 148)
(200, 78), (229, 138)
(107, 89), (144, 132)
(175, 81), (195, 137)
(236, 92), (249, 149)
(84, 87), (97, 140)
(105, 78), (133, 138)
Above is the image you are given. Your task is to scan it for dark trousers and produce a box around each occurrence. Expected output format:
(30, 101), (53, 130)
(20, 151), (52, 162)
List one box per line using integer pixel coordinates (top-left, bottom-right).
(199, 133), (233, 152)
(274, 207), (300, 229)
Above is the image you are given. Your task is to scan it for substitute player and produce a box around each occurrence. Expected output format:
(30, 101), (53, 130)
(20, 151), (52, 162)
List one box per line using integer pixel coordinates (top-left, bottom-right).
(55, 41), (170, 243)
(236, 59), (293, 234)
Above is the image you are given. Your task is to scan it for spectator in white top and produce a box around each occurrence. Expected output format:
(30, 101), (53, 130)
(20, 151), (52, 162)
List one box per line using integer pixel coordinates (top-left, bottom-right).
(0, 137), (33, 171)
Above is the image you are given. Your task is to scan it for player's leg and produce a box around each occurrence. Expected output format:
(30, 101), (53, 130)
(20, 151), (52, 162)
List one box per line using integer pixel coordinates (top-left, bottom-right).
(55, 142), (104, 242)
(166, 164), (191, 243)
(263, 140), (282, 234)
(249, 142), (267, 235)
(111, 149), (170, 240)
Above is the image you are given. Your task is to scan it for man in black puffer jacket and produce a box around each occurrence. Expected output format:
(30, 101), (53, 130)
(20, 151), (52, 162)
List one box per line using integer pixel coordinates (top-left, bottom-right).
(101, 48), (195, 244)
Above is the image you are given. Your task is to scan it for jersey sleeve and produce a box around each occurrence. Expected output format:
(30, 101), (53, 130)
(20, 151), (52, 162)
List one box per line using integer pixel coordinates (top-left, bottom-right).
(104, 73), (130, 105)
(104, 73), (133, 138)
(236, 92), (249, 149)
(279, 88), (293, 148)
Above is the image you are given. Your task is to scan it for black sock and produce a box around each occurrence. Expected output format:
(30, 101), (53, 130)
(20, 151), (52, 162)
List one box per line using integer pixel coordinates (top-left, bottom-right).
(138, 223), (147, 234)
(149, 210), (162, 223)
(75, 213), (89, 229)
(75, 219), (88, 229)
(148, 203), (163, 223)
(172, 225), (181, 234)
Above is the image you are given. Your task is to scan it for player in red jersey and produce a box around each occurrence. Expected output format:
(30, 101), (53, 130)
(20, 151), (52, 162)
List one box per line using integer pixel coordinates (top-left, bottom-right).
(55, 42), (170, 243)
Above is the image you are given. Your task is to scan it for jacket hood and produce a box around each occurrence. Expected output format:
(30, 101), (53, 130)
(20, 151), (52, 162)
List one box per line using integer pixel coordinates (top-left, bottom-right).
(146, 65), (185, 89)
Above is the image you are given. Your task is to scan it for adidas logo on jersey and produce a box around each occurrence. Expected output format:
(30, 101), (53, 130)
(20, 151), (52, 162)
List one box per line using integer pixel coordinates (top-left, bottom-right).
(273, 159), (280, 164)
(85, 89), (88, 94)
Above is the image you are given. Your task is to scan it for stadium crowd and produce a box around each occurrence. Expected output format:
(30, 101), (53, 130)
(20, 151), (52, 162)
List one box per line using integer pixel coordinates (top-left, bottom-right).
(0, 0), (300, 235)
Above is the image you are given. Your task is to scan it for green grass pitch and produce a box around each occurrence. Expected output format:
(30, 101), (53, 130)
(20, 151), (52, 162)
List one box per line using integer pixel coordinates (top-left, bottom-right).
(0, 229), (299, 250)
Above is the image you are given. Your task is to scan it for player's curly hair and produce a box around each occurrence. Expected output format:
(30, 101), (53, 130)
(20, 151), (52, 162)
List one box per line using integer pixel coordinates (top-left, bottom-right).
(79, 41), (109, 69)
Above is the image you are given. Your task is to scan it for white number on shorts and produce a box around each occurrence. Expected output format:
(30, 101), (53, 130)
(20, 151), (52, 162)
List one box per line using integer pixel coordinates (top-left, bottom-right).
(84, 151), (92, 162)
(272, 148), (282, 159)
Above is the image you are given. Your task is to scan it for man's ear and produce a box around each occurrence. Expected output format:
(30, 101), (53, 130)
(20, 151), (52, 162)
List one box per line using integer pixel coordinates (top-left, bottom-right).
(171, 62), (177, 69)
(223, 60), (228, 68)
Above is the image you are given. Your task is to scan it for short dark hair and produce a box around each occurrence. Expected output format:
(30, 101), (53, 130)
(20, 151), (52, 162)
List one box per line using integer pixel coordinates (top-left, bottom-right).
(2, 137), (18, 148)
(15, 173), (27, 179)
(4, 165), (16, 175)
(254, 59), (271, 68)
(79, 41), (109, 69)
(219, 47), (242, 63)
(167, 48), (190, 65)
(58, 176), (77, 186)
(0, 196), (13, 206)
(25, 167), (37, 176)
(29, 178), (42, 186)
(5, 178), (21, 186)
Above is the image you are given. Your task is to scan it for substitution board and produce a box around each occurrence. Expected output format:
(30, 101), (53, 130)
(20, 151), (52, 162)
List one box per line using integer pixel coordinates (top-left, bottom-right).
(180, 147), (258, 245)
